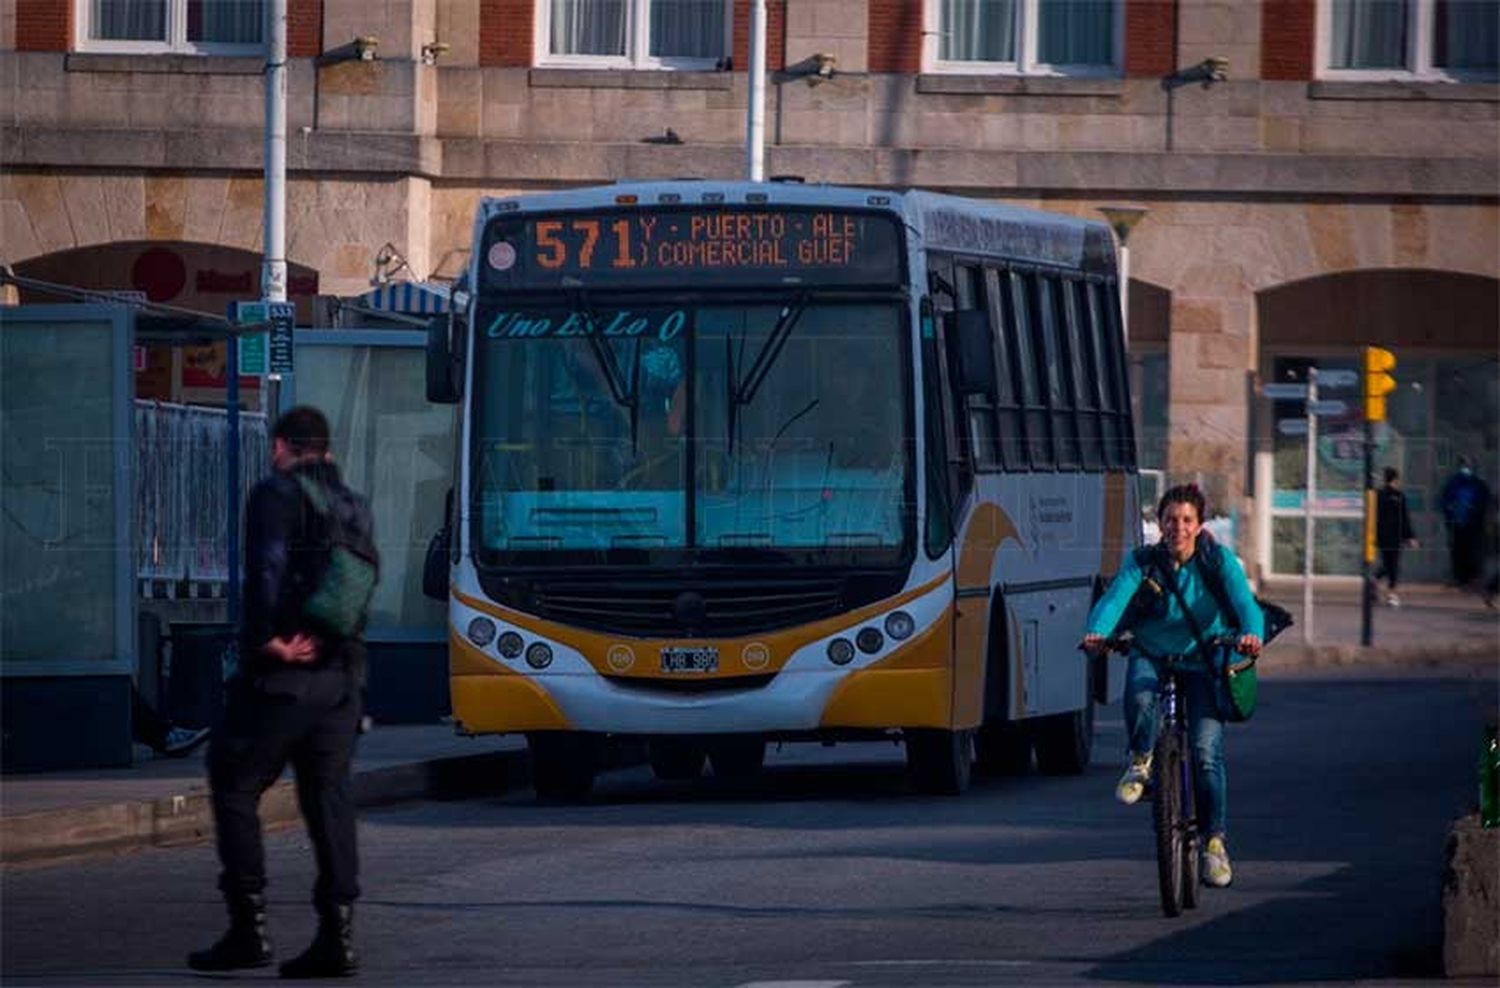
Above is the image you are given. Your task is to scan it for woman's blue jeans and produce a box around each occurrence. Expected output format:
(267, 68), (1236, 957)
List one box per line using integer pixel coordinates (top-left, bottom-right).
(1123, 653), (1227, 838)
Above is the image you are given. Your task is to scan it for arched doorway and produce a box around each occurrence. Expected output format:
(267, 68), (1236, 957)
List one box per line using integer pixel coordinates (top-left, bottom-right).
(15, 241), (320, 408)
(1255, 269), (1499, 582)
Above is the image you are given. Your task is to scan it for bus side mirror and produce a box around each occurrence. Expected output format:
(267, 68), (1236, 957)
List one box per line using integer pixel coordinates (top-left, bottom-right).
(945, 309), (996, 396)
(426, 314), (461, 404)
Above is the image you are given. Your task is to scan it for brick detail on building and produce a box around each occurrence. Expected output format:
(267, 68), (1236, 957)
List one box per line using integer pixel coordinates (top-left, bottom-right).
(1262, 0), (1315, 80)
(480, 0), (534, 67)
(289, 0), (324, 58)
(868, 0), (921, 74)
(17, 0), (71, 52)
(732, 0), (787, 72)
(1124, 0), (1176, 78)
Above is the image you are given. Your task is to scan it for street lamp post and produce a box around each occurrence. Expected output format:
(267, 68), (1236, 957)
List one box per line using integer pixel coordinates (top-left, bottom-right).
(1098, 205), (1148, 344)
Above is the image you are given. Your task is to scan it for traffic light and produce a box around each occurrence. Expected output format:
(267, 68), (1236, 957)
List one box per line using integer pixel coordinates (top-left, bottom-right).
(1364, 346), (1396, 422)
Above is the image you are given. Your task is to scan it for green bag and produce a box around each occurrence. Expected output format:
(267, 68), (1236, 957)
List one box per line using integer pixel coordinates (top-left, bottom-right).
(293, 474), (379, 638)
(1222, 653), (1258, 723)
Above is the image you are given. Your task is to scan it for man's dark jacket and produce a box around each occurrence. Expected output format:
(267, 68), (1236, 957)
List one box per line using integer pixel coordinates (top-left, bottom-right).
(1375, 485), (1414, 550)
(242, 459), (370, 689)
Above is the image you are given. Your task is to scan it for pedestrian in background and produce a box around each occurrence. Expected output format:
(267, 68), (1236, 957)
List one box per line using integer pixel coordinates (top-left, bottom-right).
(189, 406), (377, 979)
(1375, 467), (1417, 607)
(1440, 456), (1491, 589)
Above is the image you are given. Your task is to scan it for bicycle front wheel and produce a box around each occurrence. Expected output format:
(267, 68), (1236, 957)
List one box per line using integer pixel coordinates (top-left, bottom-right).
(1152, 733), (1185, 917)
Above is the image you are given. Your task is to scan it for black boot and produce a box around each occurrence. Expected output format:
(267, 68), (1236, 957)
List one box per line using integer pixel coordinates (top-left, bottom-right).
(278, 904), (357, 979)
(187, 892), (273, 971)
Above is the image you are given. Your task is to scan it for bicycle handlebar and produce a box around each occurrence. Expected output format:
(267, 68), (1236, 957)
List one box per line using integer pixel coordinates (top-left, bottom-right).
(1081, 631), (1246, 664)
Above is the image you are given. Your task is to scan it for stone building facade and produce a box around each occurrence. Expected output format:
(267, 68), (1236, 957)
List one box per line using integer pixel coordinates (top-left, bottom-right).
(2, 0), (1497, 581)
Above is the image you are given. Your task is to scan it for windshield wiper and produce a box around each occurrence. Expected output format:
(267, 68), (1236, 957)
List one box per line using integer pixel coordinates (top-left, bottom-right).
(735, 294), (808, 407)
(569, 289), (643, 452)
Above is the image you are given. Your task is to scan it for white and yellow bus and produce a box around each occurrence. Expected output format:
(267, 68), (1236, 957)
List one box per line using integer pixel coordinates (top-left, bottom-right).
(425, 181), (1140, 798)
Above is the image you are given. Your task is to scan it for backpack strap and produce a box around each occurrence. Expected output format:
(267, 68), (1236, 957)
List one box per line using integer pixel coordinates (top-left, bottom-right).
(1192, 534), (1241, 633)
(291, 473), (332, 517)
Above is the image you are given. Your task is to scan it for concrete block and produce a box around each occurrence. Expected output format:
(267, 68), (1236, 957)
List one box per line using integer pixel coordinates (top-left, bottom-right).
(1443, 814), (1498, 978)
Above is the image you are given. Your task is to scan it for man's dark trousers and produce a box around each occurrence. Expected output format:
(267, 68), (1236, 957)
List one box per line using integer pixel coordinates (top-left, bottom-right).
(209, 666), (362, 912)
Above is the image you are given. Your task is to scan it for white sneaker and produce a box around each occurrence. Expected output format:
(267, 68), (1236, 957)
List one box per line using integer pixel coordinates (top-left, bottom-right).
(1202, 835), (1233, 887)
(1385, 592), (1400, 608)
(1114, 752), (1152, 805)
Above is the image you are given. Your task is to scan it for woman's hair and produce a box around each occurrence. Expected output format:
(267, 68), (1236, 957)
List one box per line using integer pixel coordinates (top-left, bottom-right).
(1157, 483), (1207, 522)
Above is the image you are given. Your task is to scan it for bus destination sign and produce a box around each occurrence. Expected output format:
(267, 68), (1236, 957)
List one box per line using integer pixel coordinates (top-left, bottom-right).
(481, 208), (903, 290)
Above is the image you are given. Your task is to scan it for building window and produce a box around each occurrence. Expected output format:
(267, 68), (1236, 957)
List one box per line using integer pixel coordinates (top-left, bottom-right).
(78, 0), (264, 53)
(539, 0), (729, 69)
(1320, 0), (1498, 80)
(926, 0), (1121, 76)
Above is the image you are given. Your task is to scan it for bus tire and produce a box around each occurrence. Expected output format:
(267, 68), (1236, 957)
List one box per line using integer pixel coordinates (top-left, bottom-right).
(906, 728), (973, 795)
(649, 738), (707, 781)
(1033, 693), (1095, 775)
(974, 723), (1032, 776)
(707, 736), (766, 779)
(528, 732), (598, 801)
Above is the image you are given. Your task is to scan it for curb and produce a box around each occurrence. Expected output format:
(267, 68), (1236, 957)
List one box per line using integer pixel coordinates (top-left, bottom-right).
(0, 740), (646, 866)
(1260, 640), (1497, 672)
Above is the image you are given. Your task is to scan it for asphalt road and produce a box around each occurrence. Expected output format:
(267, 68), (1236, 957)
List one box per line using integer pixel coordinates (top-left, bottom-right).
(3, 663), (1493, 987)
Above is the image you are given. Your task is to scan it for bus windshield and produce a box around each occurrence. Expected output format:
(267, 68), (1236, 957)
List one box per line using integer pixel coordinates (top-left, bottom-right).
(471, 298), (911, 566)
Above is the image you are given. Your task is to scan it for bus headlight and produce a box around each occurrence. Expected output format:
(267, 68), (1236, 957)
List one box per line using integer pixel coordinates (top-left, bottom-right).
(856, 627), (885, 654)
(525, 642), (554, 670)
(466, 617), (496, 648)
(497, 631), (524, 659)
(884, 611), (915, 641)
(827, 638), (855, 666)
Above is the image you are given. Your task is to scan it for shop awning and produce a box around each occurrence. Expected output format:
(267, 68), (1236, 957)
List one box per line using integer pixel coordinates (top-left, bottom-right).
(356, 281), (451, 314)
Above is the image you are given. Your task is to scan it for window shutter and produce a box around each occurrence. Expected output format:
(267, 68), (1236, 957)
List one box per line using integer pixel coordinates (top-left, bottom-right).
(867, 0), (921, 74)
(1123, 0), (1175, 78)
(480, 0), (536, 67)
(1261, 0), (1315, 80)
(17, 0), (72, 52)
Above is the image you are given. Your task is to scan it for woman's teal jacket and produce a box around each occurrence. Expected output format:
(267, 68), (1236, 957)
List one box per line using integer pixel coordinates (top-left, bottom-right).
(1085, 537), (1264, 657)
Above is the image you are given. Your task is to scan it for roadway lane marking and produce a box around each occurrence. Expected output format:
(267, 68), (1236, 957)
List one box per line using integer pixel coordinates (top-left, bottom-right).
(852, 959), (1034, 967)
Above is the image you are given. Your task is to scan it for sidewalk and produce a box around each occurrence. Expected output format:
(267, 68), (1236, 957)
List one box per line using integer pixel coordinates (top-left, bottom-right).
(1257, 579), (1500, 671)
(0, 724), (544, 865)
(2, 584), (1493, 865)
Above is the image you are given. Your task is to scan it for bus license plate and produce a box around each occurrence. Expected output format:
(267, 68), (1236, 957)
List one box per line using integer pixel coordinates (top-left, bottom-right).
(660, 647), (718, 674)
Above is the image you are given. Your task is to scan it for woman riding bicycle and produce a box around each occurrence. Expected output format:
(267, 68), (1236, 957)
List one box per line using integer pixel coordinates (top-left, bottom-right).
(1080, 484), (1262, 888)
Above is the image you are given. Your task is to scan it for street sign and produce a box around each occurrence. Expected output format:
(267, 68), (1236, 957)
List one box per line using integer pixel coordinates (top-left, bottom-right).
(232, 300), (267, 325)
(1307, 399), (1348, 416)
(239, 333), (267, 376)
(1278, 418), (1309, 436)
(1314, 368), (1359, 388)
(267, 301), (295, 376)
(1263, 383), (1309, 400)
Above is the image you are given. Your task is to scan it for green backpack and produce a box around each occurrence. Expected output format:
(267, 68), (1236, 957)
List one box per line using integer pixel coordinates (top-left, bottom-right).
(293, 474), (380, 639)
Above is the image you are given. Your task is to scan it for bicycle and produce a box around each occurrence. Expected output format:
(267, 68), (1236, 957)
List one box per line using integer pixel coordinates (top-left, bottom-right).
(1091, 631), (1241, 918)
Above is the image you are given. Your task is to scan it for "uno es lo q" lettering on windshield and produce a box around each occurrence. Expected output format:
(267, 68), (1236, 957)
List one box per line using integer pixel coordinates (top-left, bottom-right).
(485, 308), (687, 342)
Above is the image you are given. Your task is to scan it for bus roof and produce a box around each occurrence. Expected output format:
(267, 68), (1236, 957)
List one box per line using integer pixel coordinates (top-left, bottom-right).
(478, 182), (1117, 274)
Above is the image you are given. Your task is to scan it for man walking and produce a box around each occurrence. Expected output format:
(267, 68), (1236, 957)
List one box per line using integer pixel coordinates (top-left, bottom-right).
(1441, 456), (1491, 588)
(189, 406), (377, 979)
(1375, 467), (1417, 607)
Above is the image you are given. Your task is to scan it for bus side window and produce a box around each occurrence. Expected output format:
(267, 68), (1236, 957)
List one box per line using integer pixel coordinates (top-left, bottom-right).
(1003, 270), (1052, 469)
(1097, 279), (1137, 468)
(1084, 282), (1122, 469)
(985, 267), (1026, 471)
(1063, 279), (1104, 471)
(956, 263), (999, 472)
(1030, 275), (1079, 469)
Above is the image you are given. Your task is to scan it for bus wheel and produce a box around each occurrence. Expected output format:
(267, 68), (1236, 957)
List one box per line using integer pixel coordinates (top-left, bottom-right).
(649, 738), (707, 781)
(528, 732), (598, 801)
(974, 723), (1032, 776)
(707, 736), (766, 779)
(1033, 699), (1095, 775)
(906, 728), (973, 795)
